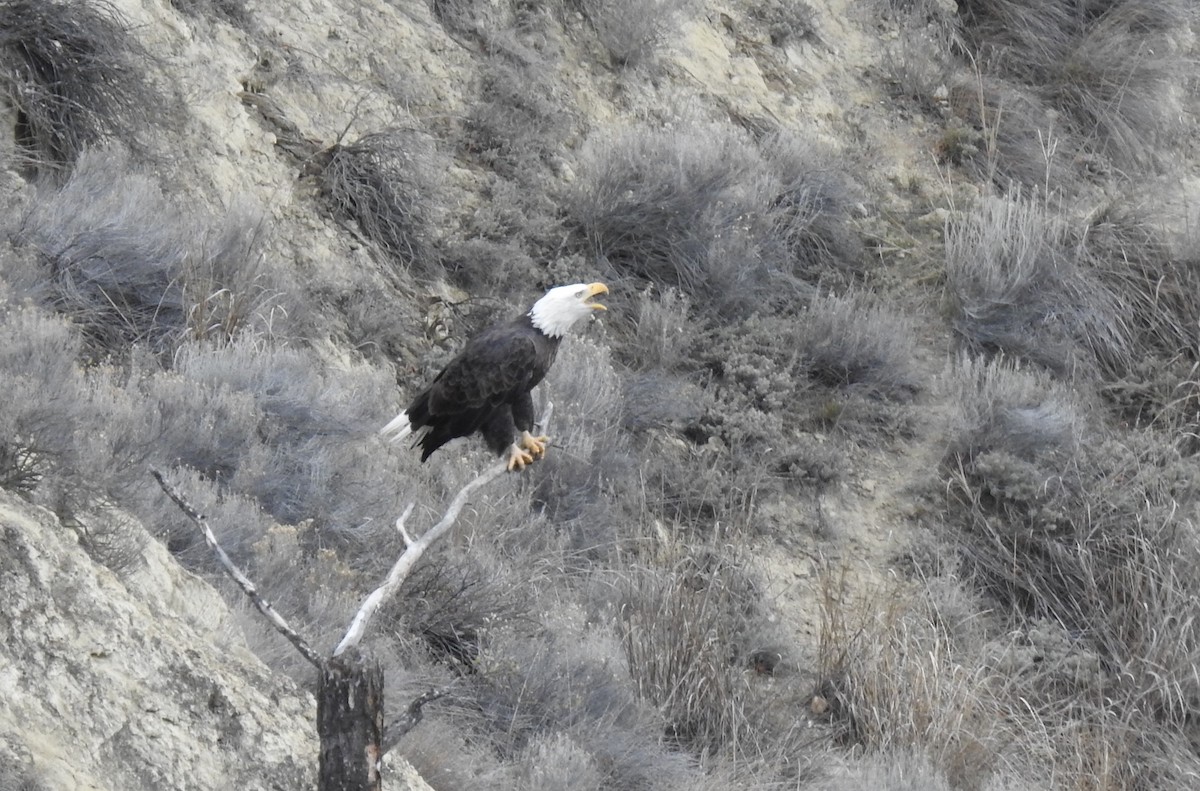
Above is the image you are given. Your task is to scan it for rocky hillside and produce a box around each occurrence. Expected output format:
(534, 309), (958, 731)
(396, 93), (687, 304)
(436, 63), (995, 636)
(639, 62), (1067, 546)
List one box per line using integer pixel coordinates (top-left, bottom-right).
(2, 0), (1199, 789)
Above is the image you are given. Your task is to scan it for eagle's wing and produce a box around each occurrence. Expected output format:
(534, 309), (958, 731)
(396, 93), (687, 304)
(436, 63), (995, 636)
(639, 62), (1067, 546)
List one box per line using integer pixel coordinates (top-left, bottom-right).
(426, 329), (539, 418)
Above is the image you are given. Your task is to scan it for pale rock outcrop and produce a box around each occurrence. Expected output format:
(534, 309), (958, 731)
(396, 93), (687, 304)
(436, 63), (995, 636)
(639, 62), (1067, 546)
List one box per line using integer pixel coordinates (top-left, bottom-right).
(0, 491), (433, 791)
(0, 490), (315, 789)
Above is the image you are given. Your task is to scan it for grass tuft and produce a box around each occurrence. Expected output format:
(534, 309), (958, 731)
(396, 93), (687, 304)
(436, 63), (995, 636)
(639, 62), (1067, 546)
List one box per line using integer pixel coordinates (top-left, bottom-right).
(944, 192), (1128, 377)
(796, 292), (920, 400)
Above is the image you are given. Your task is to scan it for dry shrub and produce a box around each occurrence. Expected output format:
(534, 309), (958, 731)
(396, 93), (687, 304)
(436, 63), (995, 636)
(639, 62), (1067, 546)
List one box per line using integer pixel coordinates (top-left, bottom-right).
(532, 335), (635, 537)
(13, 148), (275, 356)
(940, 354), (1083, 463)
(0, 298), (161, 524)
(573, 0), (692, 67)
(570, 124), (861, 319)
(318, 128), (443, 273)
(956, 0), (1197, 170)
(0, 0), (163, 175)
(464, 55), (574, 179)
(165, 336), (408, 534)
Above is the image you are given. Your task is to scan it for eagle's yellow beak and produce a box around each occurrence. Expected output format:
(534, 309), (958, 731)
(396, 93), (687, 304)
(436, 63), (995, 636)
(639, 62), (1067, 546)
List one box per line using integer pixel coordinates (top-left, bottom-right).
(584, 282), (608, 311)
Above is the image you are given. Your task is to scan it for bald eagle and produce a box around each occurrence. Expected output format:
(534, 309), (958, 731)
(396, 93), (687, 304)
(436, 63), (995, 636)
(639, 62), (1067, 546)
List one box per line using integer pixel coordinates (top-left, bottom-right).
(381, 282), (609, 471)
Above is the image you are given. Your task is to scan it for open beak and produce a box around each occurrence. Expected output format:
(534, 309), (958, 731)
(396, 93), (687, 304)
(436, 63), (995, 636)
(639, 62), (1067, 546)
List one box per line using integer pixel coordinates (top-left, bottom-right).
(584, 282), (608, 311)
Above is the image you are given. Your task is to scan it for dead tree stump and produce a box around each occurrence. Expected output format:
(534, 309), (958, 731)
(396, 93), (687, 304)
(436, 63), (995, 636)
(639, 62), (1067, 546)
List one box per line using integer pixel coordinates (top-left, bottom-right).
(317, 649), (385, 791)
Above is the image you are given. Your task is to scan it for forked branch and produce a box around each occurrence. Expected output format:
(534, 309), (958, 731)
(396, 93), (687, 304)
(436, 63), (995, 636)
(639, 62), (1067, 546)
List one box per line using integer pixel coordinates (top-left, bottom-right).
(333, 402), (554, 657)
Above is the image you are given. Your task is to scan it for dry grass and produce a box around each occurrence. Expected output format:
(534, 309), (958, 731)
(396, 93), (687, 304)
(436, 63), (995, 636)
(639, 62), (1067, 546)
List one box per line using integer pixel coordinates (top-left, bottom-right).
(618, 556), (752, 752)
(815, 565), (1005, 784)
(956, 0), (1197, 170)
(13, 148), (276, 356)
(945, 192), (1129, 376)
(931, 352), (1200, 789)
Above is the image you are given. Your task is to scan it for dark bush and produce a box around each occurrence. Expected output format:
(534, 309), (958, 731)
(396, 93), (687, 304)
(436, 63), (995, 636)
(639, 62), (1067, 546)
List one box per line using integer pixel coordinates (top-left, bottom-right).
(1077, 199), (1200, 443)
(0, 0), (161, 175)
(318, 128), (443, 274)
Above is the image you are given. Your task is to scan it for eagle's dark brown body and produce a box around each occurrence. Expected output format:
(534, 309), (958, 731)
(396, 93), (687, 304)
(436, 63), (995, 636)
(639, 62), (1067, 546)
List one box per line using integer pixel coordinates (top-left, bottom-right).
(405, 314), (559, 461)
(382, 282), (607, 470)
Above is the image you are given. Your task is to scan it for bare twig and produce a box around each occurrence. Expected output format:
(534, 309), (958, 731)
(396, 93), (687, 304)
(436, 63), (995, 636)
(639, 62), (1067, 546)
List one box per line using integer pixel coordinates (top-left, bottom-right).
(395, 502), (416, 546)
(150, 468), (324, 670)
(333, 403), (554, 657)
(381, 686), (452, 754)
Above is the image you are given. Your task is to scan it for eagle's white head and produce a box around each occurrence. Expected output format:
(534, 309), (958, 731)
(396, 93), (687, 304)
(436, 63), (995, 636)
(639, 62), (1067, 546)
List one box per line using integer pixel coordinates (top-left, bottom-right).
(529, 282), (608, 338)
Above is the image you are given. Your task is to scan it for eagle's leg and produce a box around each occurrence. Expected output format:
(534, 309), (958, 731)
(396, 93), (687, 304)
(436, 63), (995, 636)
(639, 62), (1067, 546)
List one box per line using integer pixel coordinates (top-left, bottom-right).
(506, 443), (536, 472)
(519, 430), (550, 460)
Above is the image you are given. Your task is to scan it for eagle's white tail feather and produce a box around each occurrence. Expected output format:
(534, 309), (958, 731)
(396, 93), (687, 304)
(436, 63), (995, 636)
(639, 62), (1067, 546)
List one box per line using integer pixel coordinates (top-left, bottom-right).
(379, 411), (413, 442)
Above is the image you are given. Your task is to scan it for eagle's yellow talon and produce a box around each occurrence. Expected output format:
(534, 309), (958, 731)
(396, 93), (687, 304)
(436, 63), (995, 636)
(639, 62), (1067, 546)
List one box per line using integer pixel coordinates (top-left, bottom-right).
(519, 431), (550, 459)
(506, 445), (535, 472)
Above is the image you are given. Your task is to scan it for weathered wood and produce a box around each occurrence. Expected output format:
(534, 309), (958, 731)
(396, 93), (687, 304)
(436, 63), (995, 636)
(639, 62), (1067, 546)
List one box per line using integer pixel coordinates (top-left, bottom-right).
(317, 650), (385, 791)
(333, 403), (554, 657)
(150, 469), (323, 669)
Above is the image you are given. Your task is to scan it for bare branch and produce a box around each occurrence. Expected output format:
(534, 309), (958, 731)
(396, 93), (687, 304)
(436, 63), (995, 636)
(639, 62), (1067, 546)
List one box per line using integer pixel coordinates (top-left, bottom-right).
(381, 686), (451, 754)
(150, 468), (324, 670)
(333, 466), (504, 656)
(333, 403), (555, 657)
(395, 502), (415, 547)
